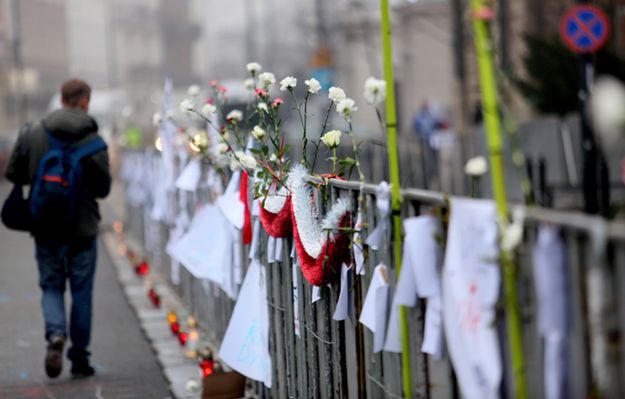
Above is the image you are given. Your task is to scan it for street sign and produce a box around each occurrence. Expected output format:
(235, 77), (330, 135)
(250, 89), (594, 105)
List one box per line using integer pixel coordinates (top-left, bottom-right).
(561, 5), (610, 54)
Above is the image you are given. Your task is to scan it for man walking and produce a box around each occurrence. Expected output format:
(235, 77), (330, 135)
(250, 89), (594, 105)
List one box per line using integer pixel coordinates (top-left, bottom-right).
(5, 79), (111, 378)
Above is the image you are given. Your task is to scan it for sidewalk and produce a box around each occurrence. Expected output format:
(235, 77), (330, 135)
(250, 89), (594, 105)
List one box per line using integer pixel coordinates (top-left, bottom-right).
(0, 181), (171, 398)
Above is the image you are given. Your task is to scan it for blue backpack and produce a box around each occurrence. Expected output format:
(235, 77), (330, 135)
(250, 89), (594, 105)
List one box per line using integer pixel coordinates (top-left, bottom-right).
(29, 127), (107, 227)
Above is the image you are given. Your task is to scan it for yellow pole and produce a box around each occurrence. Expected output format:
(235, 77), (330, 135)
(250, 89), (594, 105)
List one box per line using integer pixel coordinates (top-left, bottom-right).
(379, 1), (412, 397)
(470, 1), (527, 398)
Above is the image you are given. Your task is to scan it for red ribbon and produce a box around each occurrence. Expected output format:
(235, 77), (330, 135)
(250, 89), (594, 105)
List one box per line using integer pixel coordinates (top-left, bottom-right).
(240, 171), (253, 245)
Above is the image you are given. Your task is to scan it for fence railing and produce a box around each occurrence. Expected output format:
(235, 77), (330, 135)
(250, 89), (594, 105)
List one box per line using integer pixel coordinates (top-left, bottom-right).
(123, 150), (625, 399)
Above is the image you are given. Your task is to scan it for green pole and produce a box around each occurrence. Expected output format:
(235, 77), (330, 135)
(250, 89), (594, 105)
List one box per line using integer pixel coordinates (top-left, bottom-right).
(470, 1), (527, 398)
(379, 1), (412, 397)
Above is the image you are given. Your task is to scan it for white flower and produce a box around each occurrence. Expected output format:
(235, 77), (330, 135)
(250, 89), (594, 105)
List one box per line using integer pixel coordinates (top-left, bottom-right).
(279, 76), (297, 92)
(152, 112), (162, 126)
(251, 125), (266, 141)
(321, 129), (342, 149)
(235, 151), (257, 170)
(201, 103), (216, 118)
(328, 86), (346, 104)
(464, 156), (488, 176)
(269, 153), (278, 162)
(591, 76), (625, 148)
(257, 102), (268, 113)
(244, 78), (255, 90)
(258, 72), (276, 89)
(222, 130), (231, 141)
(179, 98), (194, 115)
(336, 98), (358, 118)
(246, 62), (262, 75)
(226, 110), (243, 122)
(185, 379), (200, 393)
(363, 77), (387, 105)
(187, 84), (201, 97)
(216, 142), (229, 155)
(501, 208), (525, 252)
(305, 78), (321, 94)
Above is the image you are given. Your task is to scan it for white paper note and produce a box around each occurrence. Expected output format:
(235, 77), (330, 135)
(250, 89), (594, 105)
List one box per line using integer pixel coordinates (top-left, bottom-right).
(442, 198), (501, 399)
(383, 297), (402, 353)
(332, 264), (353, 321)
(312, 286), (321, 303)
(359, 264), (390, 353)
(421, 296), (444, 359)
(175, 158), (201, 192)
(219, 260), (272, 387)
(353, 209), (366, 275)
(292, 261), (300, 337)
(405, 216), (441, 299)
(217, 171), (244, 229)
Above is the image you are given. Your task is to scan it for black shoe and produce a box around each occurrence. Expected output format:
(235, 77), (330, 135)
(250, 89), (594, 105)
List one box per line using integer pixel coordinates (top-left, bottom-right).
(45, 335), (65, 378)
(71, 360), (95, 379)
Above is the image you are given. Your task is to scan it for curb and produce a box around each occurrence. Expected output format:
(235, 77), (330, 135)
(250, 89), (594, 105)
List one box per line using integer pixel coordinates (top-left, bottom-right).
(101, 232), (203, 399)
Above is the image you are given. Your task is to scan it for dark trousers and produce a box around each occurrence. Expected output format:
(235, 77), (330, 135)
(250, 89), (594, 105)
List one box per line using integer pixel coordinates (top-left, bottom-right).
(35, 237), (97, 361)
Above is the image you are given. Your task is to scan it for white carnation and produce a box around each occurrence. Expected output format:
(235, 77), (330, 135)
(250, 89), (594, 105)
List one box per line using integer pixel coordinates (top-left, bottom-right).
(305, 78), (321, 94)
(363, 77), (387, 105)
(179, 98), (194, 115)
(257, 102), (268, 113)
(464, 156), (488, 176)
(251, 125), (266, 141)
(258, 72), (276, 89)
(244, 78), (255, 90)
(279, 76), (297, 92)
(246, 62), (262, 75)
(187, 84), (201, 97)
(328, 87), (346, 104)
(320, 129), (342, 149)
(226, 110), (243, 122)
(201, 103), (216, 118)
(216, 143), (229, 155)
(269, 153), (278, 162)
(235, 151), (257, 170)
(336, 98), (358, 118)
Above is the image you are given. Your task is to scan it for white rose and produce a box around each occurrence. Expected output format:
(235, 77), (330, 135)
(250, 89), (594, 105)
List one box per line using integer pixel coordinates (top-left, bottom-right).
(336, 98), (358, 118)
(201, 103), (216, 118)
(258, 72), (276, 89)
(244, 78), (255, 90)
(257, 102), (268, 113)
(152, 112), (162, 126)
(179, 98), (194, 115)
(305, 78), (321, 94)
(246, 62), (262, 75)
(187, 84), (201, 97)
(363, 77), (387, 105)
(226, 110), (243, 122)
(320, 129), (342, 149)
(279, 76), (297, 92)
(328, 86), (346, 103)
(235, 151), (257, 170)
(251, 125), (266, 141)
(216, 143), (229, 155)
(464, 156), (488, 176)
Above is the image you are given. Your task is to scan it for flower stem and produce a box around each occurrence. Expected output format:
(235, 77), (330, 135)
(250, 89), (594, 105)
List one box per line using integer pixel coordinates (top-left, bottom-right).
(312, 100), (334, 171)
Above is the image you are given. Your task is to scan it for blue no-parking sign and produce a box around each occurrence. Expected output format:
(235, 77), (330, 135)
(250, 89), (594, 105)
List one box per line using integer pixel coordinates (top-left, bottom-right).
(560, 5), (610, 54)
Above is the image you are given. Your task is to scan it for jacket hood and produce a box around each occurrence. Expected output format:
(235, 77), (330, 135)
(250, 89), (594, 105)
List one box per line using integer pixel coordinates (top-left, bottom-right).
(42, 108), (98, 140)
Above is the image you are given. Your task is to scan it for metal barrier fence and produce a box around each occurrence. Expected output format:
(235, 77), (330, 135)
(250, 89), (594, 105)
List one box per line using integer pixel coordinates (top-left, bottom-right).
(123, 152), (625, 399)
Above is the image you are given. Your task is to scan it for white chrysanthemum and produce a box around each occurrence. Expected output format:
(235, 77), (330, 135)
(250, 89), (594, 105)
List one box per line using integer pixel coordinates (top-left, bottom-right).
(279, 76), (297, 92)
(246, 62), (262, 75)
(235, 151), (257, 170)
(244, 78), (255, 90)
(201, 103), (216, 118)
(187, 84), (201, 97)
(363, 77), (387, 105)
(305, 78), (321, 94)
(464, 156), (488, 176)
(336, 98), (358, 118)
(152, 112), (162, 126)
(216, 142), (229, 155)
(226, 110), (243, 122)
(258, 72), (276, 89)
(320, 129), (342, 149)
(251, 125), (266, 141)
(328, 87), (346, 104)
(179, 98), (194, 115)
(257, 102), (268, 113)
